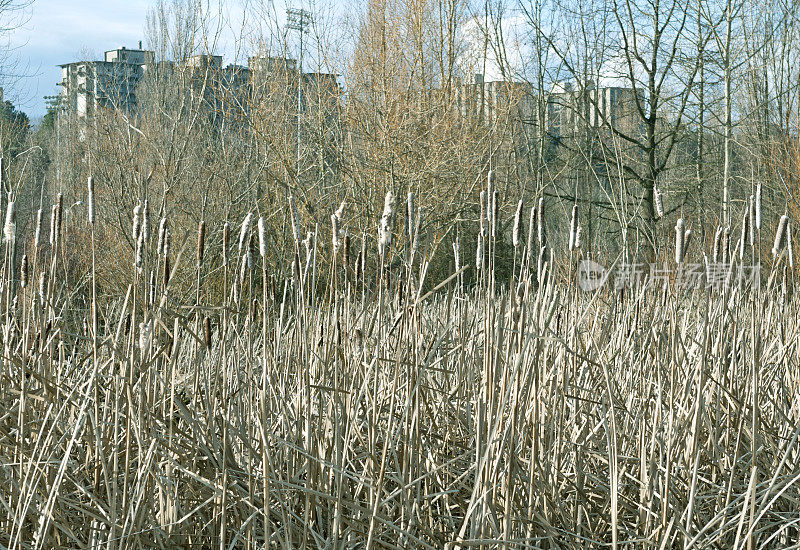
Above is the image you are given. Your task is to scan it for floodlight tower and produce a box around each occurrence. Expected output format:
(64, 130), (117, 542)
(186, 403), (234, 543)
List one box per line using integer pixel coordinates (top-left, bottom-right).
(287, 7), (312, 181)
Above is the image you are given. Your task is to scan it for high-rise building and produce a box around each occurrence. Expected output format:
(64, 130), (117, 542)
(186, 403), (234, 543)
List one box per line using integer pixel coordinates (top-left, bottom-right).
(58, 45), (154, 118)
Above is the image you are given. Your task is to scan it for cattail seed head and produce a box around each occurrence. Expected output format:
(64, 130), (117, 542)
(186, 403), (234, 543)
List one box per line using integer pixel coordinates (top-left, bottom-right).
(55, 193), (63, 243)
(453, 234), (460, 272)
(574, 225), (582, 250)
(755, 183), (762, 230)
(343, 232), (351, 266)
(3, 200), (15, 244)
(50, 204), (57, 246)
(157, 217), (167, 256)
(257, 217), (266, 258)
(479, 191), (487, 236)
(740, 205), (750, 260)
(239, 212), (253, 254)
(654, 185), (664, 219)
(513, 199), (523, 247)
(132, 203), (142, 242)
(538, 245), (547, 285)
(476, 232), (484, 271)
(38, 271), (46, 307)
(788, 220), (794, 268)
(34, 208), (42, 249)
(331, 213), (340, 253)
(527, 206), (536, 257)
(675, 218), (686, 263)
(748, 195), (756, 246)
(723, 226), (731, 264)
(683, 228), (692, 259)
(335, 200), (346, 221)
(139, 321), (152, 352)
(773, 215), (789, 257)
(303, 230), (314, 270)
(20, 254), (28, 289)
(569, 204), (579, 251)
(713, 226), (722, 264)
(163, 227), (170, 259)
(204, 316), (212, 350)
(149, 270), (156, 304)
(142, 200), (150, 242)
(491, 191), (498, 238)
(537, 196), (546, 246)
(87, 176), (95, 224)
(135, 231), (144, 273)
(487, 171), (494, 227)
(222, 222), (230, 267)
(197, 220), (206, 267)
(378, 190), (394, 258)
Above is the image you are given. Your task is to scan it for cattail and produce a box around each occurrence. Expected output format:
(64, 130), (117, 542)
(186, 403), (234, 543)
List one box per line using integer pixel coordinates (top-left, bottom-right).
(740, 205), (750, 260)
(755, 183), (762, 230)
(773, 215), (789, 257)
(87, 176), (95, 224)
(222, 222), (230, 267)
(723, 227), (731, 264)
(653, 185), (664, 219)
(574, 225), (582, 250)
(163, 227), (170, 259)
(163, 254), (171, 287)
(537, 196), (546, 246)
(675, 218), (685, 263)
(34, 208), (42, 249)
(406, 192), (416, 243)
(748, 195), (756, 246)
(197, 220), (206, 267)
(132, 203), (142, 242)
(378, 190), (394, 258)
(157, 217), (167, 256)
(331, 213), (340, 253)
(453, 234), (460, 273)
(684, 229), (692, 259)
(486, 171), (494, 228)
(204, 316), (212, 350)
(38, 272), (46, 307)
(49, 204), (57, 246)
(149, 270), (156, 304)
(20, 254), (28, 289)
(491, 191), (498, 239)
(476, 232), (484, 271)
(303, 230), (314, 271)
(3, 200), (15, 244)
(239, 247), (250, 286)
(289, 195), (301, 243)
(713, 226), (722, 263)
(142, 200), (150, 242)
(788, 220), (794, 268)
(526, 206), (536, 258)
(138, 321), (152, 352)
(257, 217), (266, 258)
(479, 191), (487, 236)
(412, 207), (422, 253)
(239, 212), (253, 254)
(335, 199), (346, 221)
(538, 246), (548, 285)
(55, 193), (63, 243)
(513, 199), (523, 248)
(569, 204), (579, 251)
(135, 230), (144, 273)
(343, 232), (351, 266)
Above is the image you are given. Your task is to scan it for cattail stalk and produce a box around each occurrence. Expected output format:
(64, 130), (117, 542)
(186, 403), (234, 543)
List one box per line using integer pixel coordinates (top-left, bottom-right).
(755, 183), (762, 230)
(34, 209), (42, 250)
(222, 222), (230, 267)
(378, 190), (394, 258)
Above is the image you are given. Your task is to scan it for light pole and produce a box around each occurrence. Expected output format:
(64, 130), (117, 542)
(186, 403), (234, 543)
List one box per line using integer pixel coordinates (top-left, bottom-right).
(286, 7), (312, 184)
